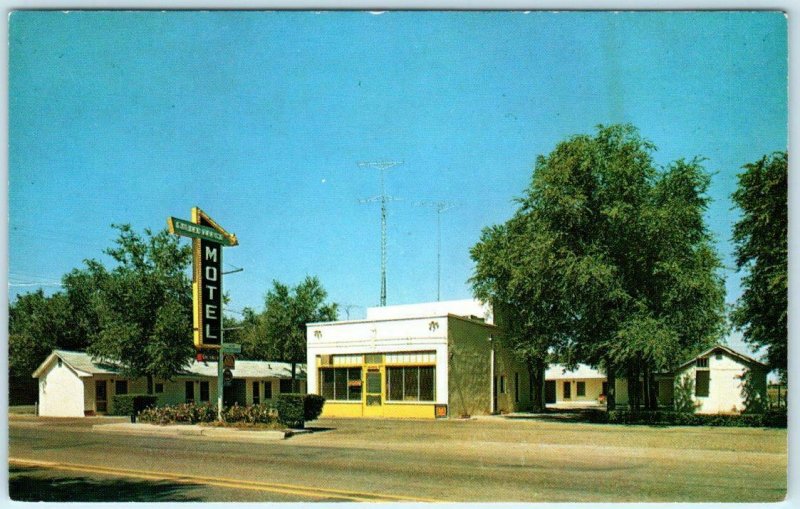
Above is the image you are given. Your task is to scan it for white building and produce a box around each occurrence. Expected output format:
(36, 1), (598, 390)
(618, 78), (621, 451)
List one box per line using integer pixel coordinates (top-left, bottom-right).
(544, 344), (768, 414)
(306, 299), (530, 419)
(32, 350), (306, 417)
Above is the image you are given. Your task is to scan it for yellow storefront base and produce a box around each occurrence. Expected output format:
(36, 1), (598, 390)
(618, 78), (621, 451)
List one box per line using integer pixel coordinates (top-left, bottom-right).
(322, 402), (436, 419)
(321, 402), (363, 418)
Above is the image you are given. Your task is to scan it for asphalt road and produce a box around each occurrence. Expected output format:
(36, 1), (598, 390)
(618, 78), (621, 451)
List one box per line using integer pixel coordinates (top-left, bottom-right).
(8, 415), (788, 502)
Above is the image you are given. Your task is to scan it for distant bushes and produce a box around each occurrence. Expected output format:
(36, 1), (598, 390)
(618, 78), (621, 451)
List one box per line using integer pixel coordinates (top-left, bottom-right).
(111, 394), (158, 416)
(590, 409), (786, 428)
(137, 394), (325, 428)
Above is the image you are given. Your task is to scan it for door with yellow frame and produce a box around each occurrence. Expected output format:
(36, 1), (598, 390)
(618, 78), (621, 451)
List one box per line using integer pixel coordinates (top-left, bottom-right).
(362, 359), (384, 417)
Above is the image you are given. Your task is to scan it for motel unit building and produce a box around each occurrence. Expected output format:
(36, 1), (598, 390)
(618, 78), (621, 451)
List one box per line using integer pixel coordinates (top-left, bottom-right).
(33, 350), (305, 417)
(306, 300), (532, 419)
(545, 344), (769, 414)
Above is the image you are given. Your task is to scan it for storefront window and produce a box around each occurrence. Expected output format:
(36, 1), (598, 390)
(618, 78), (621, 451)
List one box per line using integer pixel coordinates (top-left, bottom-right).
(319, 367), (362, 401)
(387, 366), (435, 402)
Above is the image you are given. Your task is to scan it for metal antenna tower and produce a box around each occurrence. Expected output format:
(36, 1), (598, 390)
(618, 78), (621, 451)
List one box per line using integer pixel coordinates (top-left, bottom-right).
(358, 160), (403, 306)
(414, 200), (456, 301)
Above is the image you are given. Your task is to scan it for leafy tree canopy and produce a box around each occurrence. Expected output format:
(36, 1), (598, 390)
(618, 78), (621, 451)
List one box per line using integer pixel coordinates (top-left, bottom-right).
(239, 276), (338, 383)
(82, 224), (195, 386)
(471, 124), (726, 409)
(731, 152), (787, 378)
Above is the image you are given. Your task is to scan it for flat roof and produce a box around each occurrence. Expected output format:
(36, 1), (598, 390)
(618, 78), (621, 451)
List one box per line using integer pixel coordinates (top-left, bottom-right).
(307, 313), (497, 329)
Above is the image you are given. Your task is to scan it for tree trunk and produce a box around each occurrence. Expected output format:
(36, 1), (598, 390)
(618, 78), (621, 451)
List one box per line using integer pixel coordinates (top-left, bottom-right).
(529, 358), (546, 412)
(146, 374), (153, 395)
(606, 361), (616, 411)
(627, 363), (639, 411)
(643, 366), (652, 410)
(291, 362), (297, 393)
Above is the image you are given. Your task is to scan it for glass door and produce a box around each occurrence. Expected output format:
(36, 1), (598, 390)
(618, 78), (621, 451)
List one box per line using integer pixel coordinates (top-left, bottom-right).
(362, 366), (384, 417)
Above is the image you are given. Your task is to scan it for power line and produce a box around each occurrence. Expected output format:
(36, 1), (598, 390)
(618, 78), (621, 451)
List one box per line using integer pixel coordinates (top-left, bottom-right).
(358, 160), (403, 306)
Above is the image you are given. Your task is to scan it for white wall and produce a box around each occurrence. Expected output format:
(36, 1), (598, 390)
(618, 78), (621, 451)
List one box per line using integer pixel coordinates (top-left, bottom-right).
(38, 361), (85, 417)
(307, 316), (450, 405)
(365, 299), (492, 324)
(553, 378), (605, 405)
(677, 352), (762, 414)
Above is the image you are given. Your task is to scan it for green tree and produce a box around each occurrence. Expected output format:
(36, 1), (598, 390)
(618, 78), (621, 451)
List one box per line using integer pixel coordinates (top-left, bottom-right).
(731, 152), (787, 381)
(83, 224), (195, 393)
(240, 276), (338, 390)
(9, 290), (77, 378)
(471, 124), (726, 411)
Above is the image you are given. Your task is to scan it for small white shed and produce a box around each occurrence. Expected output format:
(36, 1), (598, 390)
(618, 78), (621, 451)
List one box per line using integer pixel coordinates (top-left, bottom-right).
(32, 350), (306, 417)
(673, 344), (769, 414)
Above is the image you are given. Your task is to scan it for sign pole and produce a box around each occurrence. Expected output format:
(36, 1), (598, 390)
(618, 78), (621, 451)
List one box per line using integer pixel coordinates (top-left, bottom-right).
(167, 207), (239, 423)
(217, 245), (224, 422)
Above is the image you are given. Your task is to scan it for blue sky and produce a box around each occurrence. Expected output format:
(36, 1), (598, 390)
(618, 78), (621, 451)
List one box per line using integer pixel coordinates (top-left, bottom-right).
(9, 11), (787, 355)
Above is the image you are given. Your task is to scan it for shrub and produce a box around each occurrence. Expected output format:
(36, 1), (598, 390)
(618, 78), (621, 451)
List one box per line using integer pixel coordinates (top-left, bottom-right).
(138, 402), (278, 425)
(111, 394), (158, 416)
(138, 402), (218, 424)
(304, 394), (326, 422)
(603, 409), (786, 428)
(673, 374), (698, 414)
(276, 393), (305, 428)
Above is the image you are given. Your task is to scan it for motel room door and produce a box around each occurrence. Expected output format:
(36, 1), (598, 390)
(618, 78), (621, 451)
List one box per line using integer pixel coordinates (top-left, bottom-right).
(362, 366), (384, 417)
(545, 381), (556, 404)
(95, 380), (108, 413)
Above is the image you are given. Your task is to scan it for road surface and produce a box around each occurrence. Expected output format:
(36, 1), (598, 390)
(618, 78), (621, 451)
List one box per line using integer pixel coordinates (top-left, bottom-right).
(8, 415), (787, 502)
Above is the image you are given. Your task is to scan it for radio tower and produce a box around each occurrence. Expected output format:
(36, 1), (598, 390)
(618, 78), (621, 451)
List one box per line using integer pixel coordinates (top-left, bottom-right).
(358, 160), (403, 306)
(414, 200), (456, 301)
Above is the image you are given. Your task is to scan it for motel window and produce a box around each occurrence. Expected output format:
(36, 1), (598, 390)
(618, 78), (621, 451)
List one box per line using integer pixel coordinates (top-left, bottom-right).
(155, 383), (164, 394)
(264, 381), (273, 400)
(185, 381), (195, 403)
(386, 366), (435, 402)
(695, 371), (710, 397)
(515, 373), (520, 403)
(577, 381), (586, 397)
(602, 381), (608, 396)
(696, 357), (709, 368)
(563, 381), (571, 399)
(199, 381), (209, 402)
(499, 375), (506, 394)
(280, 379), (293, 394)
(319, 368), (362, 401)
(115, 380), (128, 395)
(253, 382), (260, 404)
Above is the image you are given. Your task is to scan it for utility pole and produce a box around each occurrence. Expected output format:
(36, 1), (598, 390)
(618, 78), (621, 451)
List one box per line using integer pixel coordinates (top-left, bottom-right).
(414, 200), (456, 301)
(358, 160), (403, 306)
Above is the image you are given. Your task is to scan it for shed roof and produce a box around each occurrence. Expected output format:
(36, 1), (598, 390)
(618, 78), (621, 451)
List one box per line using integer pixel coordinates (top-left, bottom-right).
(32, 350), (305, 380)
(676, 344), (768, 371)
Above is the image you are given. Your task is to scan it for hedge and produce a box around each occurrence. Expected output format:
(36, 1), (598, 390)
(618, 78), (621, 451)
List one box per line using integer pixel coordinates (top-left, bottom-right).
(136, 395), (325, 427)
(138, 402), (277, 425)
(275, 394), (305, 428)
(304, 394), (326, 422)
(595, 409), (786, 428)
(111, 394), (158, 416)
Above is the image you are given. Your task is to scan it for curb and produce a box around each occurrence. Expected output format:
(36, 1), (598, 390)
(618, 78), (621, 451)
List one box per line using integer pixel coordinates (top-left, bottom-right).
(91, 423), (292, 442)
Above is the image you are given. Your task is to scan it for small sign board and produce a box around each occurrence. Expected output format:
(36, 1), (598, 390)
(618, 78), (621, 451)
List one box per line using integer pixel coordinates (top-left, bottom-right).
(223, 368), (233, 384)
(435, 404), (448, 419)
(223, 354), (236, 369)
(167, 217), (237, 246)
(221, 343), (242, 354)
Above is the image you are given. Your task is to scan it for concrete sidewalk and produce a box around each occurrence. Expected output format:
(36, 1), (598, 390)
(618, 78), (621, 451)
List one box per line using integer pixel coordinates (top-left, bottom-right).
(91, 422), (301, 443)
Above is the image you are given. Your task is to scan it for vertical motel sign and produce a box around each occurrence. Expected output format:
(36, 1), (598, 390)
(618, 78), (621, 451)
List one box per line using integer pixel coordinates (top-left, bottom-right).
(167, 208), (238, 349)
